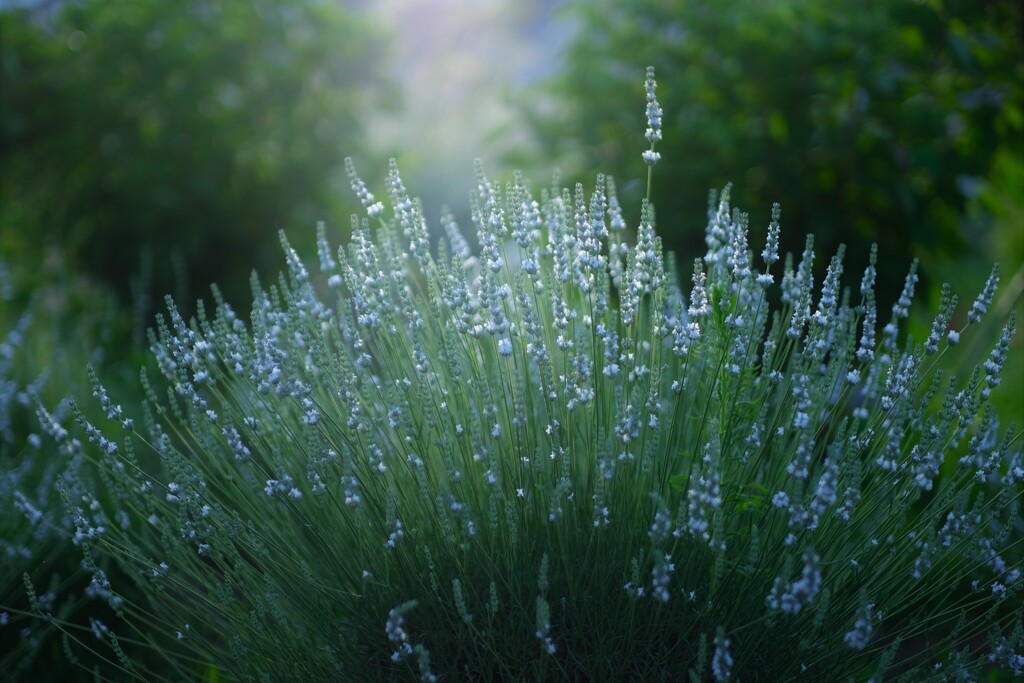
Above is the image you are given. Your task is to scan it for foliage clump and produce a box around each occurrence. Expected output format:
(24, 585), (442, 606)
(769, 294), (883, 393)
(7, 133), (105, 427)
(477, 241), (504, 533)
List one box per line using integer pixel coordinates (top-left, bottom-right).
(4, 67), (1023, 682)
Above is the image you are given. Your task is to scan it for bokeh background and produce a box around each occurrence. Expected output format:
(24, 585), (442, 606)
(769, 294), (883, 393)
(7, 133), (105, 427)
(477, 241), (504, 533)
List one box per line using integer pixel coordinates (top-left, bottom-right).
(3, 0), (1021, 309)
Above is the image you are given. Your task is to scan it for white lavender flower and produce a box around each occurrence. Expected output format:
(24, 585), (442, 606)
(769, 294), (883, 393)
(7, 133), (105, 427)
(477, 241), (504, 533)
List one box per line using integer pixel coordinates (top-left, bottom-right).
(786, 236), (815, 339)
(982, 314), (1016, 399)
(843, 592), (875, 650)
(386, 601), (416, 662)
(968, 264), (999, 324)
(761, 203), (781, 266)
(712, 628), (733, 682)
(642, 66), (662, 166)
(687, 451), (721, 542)
(766, 547), (822, 615)
(883, 259), (919, 347)
(346, 157), (385, 218)
(924, 283), (957, 355)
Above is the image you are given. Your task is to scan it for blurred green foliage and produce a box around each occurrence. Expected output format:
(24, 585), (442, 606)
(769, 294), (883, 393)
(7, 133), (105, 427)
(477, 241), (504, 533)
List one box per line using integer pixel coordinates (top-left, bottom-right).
(523, 0), (1023, 303)
(1, 0), (384, 311)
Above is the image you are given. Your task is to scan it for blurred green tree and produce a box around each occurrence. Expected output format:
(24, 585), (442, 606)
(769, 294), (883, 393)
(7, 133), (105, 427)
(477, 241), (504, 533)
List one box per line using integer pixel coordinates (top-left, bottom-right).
(521, 0), (1023, 302)
(1, 0), (384, 311)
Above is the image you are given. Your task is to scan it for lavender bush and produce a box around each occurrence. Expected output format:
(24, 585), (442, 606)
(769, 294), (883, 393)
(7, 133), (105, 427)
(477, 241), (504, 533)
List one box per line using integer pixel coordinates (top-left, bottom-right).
(8, 68), (1024, 681)
(0, 263), (127, 680)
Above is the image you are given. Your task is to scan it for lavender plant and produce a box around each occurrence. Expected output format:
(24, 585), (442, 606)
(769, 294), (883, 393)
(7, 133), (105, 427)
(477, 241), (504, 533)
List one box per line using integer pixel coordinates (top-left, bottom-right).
(0, 263), (110, 680)
(19, 69), (1024, 681)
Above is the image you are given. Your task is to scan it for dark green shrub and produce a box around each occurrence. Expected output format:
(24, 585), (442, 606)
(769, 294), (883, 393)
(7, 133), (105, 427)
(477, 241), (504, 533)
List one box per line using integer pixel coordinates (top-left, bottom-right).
(0, 0), (385, 310)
